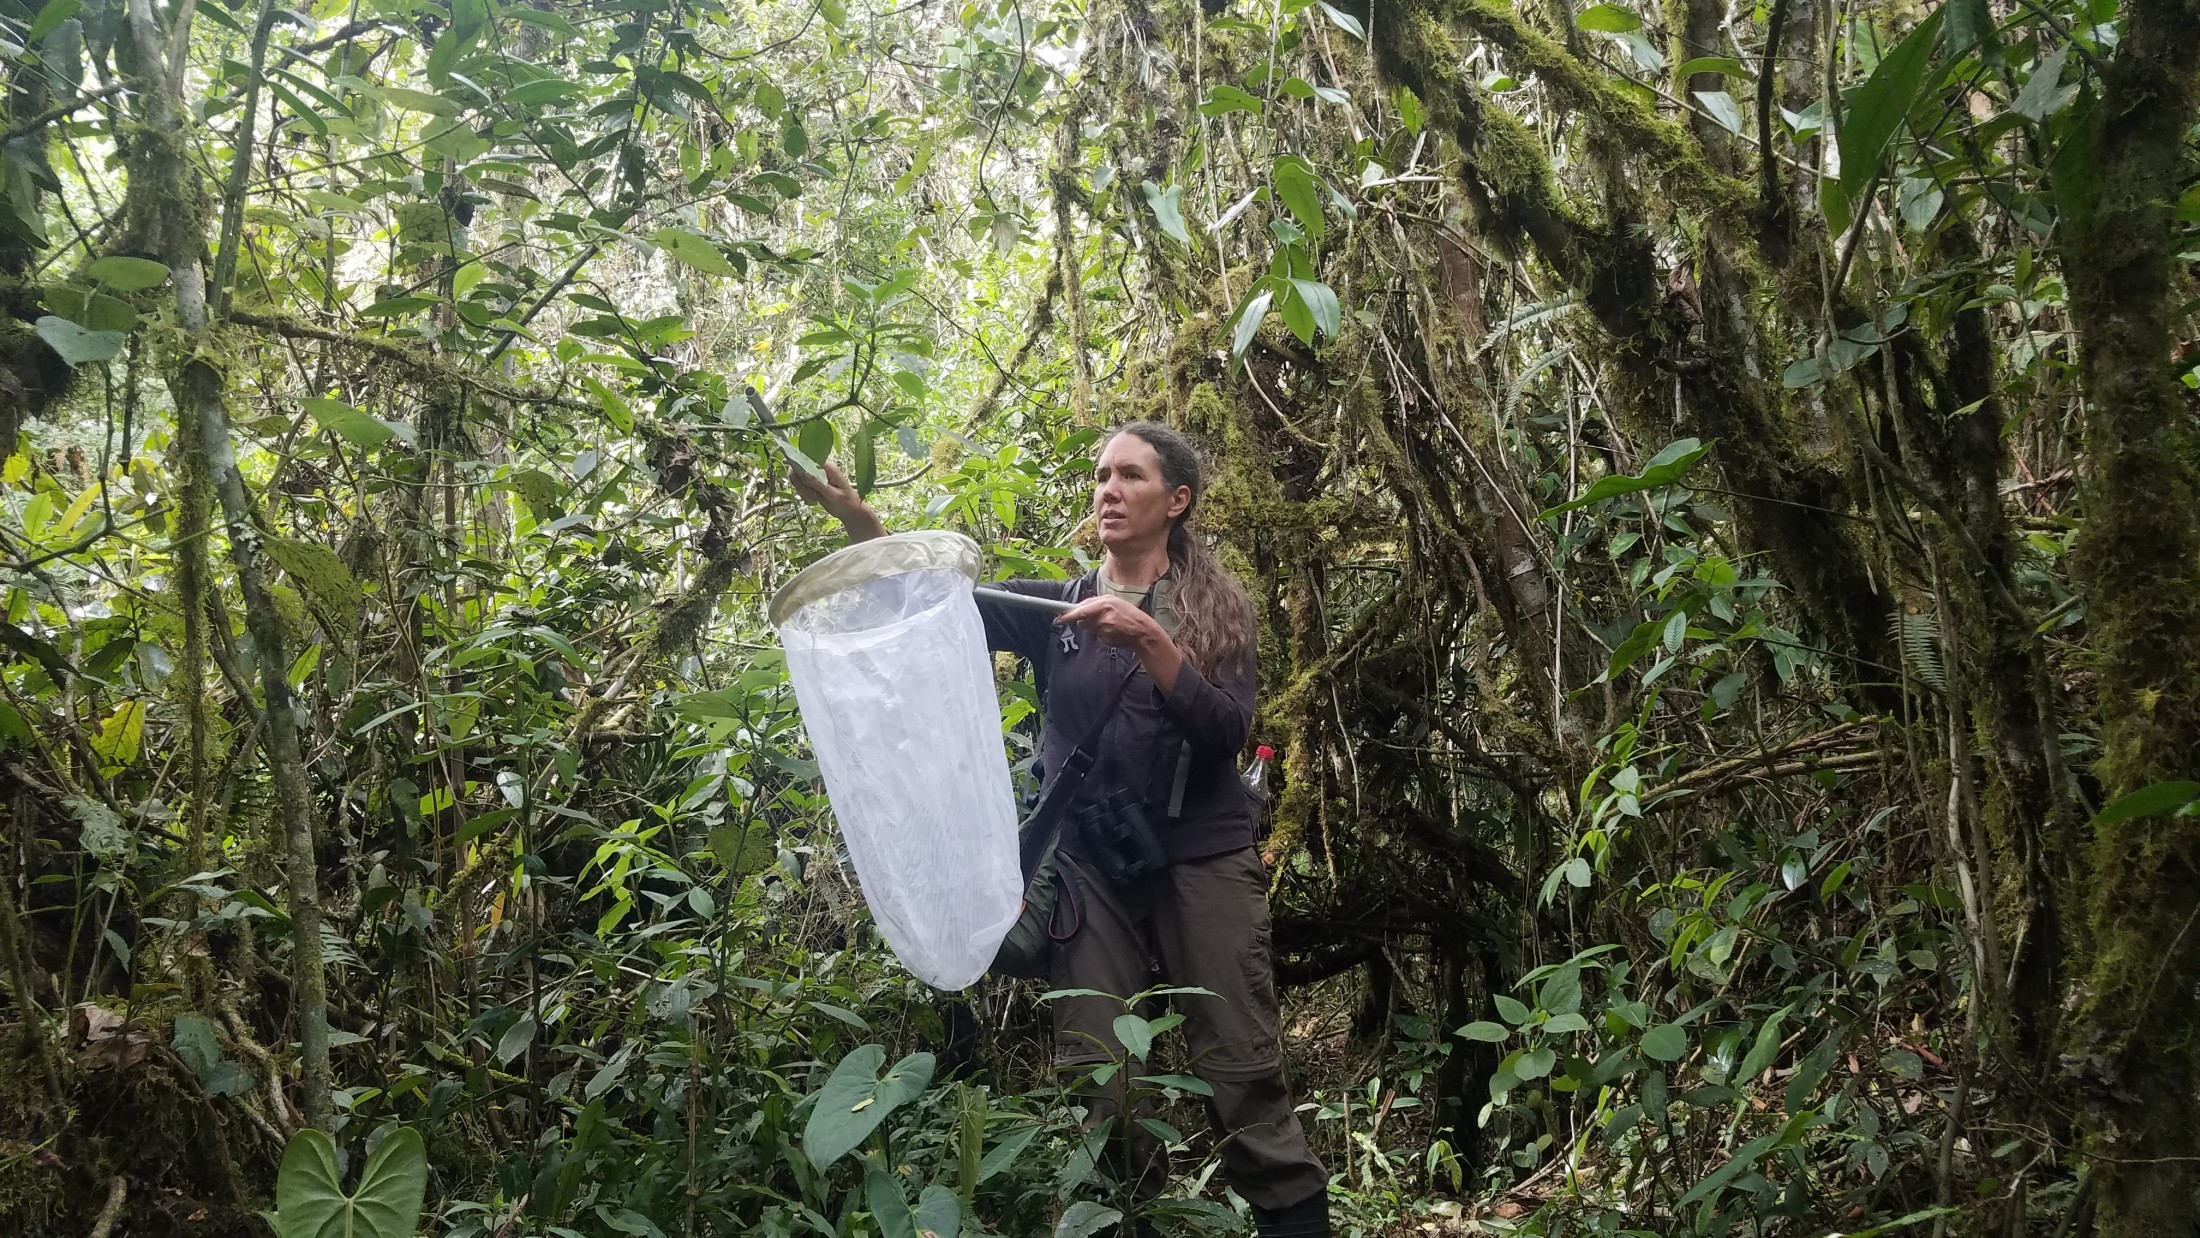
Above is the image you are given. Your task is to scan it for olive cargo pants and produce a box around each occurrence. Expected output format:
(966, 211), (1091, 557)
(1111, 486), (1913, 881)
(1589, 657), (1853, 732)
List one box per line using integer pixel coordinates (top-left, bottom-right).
(1050, 847), (1328, 1211)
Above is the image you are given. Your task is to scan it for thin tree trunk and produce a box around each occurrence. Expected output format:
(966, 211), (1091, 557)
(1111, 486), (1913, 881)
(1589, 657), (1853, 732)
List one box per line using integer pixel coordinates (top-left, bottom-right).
(2058, 0), (2200, 1226)
(121, 0), (332, 1131)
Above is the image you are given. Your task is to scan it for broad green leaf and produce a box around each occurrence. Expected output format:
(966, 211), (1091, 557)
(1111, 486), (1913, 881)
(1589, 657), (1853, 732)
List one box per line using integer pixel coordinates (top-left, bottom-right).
(1837, 8), (1944, 207)
(2009, 46), (2071, 122)
(1229, 287), (1272, 360)
(1141, 181), (1191, 246)
(1396, 87), (1423, 134)
(1676, 56), (1748, 79)
(271, 1127), (427, 1238)
(1493, 994), (1531, 1025)
(85, 255), (169, 290)
(1288, 278), (1341, 339)
(91, 701), (144, 773)
(495, 1015), (536, 1065)
(1200, 84), (1263, 117)
(505, 77), (583, 106)
(303, 397), (397, 447)
(29, 0), (81, 42)
(653, 226), (738, 276)
(2092, 781), (2200, 824)
(867, 1168), (917, 1238)
(1692, 90), (1744, 135)
(1272, 157), (1324, 239)
(1053, 1201), (1122, 1238)
(1641, 1023), (1689, 1061)
(913, 1185), (961, 1238)
(803, 1045), (936, 1170)
(1458, 1021), (1510, 1042)
(1113, 1013), (1154, 1062)
(797, 419), (835, 466)
(35, 315), (124, 366)
(1514, 1046), (1557, 1079)
(1539, 438), (1711, 517)
(1734, 1005), (1792, 1083)
(1575, 4), (1641, 33)
(1317, 1), (1364, 38)
(978, 1123), (1042, 1181)
(373, 86), (460, 116)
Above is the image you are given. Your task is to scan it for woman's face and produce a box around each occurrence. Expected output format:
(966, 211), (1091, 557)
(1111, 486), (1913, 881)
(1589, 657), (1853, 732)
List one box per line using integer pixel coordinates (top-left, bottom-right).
(1093, 433), (1190, 554)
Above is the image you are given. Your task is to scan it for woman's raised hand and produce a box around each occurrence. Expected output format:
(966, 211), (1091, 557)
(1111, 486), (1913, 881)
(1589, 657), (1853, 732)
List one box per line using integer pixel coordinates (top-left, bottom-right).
(788, 458), (887, 541)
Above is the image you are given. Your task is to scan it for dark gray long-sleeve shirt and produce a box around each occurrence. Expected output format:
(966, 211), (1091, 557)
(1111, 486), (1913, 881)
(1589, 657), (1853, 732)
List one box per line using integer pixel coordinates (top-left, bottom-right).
(978, 572), (1259, 863)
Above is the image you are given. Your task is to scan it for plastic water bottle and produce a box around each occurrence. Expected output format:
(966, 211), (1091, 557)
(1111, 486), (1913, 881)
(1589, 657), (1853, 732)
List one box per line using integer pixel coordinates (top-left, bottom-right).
(1242, 744), (1274, 804)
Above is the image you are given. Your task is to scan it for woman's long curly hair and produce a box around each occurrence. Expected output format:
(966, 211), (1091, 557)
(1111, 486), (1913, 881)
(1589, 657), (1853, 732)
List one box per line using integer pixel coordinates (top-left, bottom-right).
(1104, 421), (1256, 680)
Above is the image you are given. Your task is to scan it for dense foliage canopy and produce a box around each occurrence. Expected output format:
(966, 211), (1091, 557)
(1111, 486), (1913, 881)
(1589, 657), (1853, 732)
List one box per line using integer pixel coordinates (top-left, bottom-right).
(1, 0), (2196, 1234)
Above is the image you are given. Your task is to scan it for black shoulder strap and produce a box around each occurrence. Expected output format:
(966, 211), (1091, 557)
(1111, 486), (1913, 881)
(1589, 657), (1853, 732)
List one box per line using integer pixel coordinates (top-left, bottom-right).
(1017, 663), (1139, 875)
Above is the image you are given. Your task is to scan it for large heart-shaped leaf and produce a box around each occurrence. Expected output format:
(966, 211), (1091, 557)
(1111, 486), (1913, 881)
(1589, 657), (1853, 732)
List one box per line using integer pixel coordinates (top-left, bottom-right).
(272, 1127), (427, 1238)
(803, 1044), (936, 1170)
(35, 315), (125, 366)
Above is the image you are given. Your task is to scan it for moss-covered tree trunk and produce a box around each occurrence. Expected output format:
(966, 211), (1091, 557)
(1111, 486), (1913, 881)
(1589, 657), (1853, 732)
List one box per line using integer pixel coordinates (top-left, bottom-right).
(120, 0), (333, 1131)
(2057, 0), (2200, 1225)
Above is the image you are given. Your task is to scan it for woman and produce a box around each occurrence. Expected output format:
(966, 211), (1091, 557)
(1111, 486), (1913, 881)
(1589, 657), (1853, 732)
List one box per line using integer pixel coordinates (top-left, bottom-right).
(792, 422), (1330, 1238)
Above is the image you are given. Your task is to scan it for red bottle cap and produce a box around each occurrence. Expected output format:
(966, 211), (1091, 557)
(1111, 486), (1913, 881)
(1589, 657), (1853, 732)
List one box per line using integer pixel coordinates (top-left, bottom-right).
(1255, 745), (1274, 761)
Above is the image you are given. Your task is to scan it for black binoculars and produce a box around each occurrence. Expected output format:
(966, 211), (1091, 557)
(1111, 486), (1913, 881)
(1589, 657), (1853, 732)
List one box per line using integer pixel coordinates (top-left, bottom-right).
(1076, 788), (1172, 886)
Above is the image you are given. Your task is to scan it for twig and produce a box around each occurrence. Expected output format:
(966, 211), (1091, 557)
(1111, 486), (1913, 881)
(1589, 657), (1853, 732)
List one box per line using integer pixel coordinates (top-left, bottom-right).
(1, 83), (129, 142)
(88, 1176), (127, 1238)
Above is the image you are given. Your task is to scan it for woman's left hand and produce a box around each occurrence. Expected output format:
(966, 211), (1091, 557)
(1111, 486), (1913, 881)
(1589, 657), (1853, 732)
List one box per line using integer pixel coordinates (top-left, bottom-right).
(1058, 596), (1186, 693)
(1056, 596), (1166, 651)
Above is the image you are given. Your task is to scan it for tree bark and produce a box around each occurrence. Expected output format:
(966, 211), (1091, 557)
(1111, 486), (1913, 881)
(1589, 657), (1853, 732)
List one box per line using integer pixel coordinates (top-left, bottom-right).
(2058, 0), (2200, 1226)
(121, 0), (333, 1131)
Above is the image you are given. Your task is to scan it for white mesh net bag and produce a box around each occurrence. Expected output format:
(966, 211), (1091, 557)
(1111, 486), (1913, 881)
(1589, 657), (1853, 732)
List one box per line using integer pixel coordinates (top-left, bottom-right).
(770, 531), (1021, 989)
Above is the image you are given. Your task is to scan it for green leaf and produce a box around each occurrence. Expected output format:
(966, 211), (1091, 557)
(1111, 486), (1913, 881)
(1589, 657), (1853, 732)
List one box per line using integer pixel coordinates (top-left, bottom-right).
(85, 255), (169, 291)
(1676, 56), (1748, 79)
(1458, 1021), (1511, 1042)
(914, 1185), (961, 1238)
(1515, 1046), (1557, 1079)
(652, 226), (738, 277)
(1113, 1013), (1154, 1062)
(1317, 2), (1365, 38)
(29, 0), (81, 42)
(1734, 1006), (1792, 1083)
(1272, 157), (1324, 240)
(2092, 781), (2200, 825)
(1141, 181), (1191, 246)
(797, 419), (836, 467)
(271, 1127), (427, 1238)
(1539, 438), (1711, 517)
(303, 397), (397, 447)
(2009, 45), (2070, 122)
(1943, 0), (1999, 60)
(1837, 7), (1945, 207)
(373, 85), (460, 116)
(802, 1045), (936, 1170)
(1396, 86), (1423, 134)
(1693, 90), (1744, 135)
(1230, 287), (1272, 359)
(1053, 1201), (1123, 1238)
(1678, 1130), (1782, 1207)
(495, 1015), (536, 1065)
(979, 1123), (1042, 1181)
(1493, 994), (1531, 1025)
(867, 1168), (917, 1238)
(1641, 1023), (1689, 1061)
(1200, 84), (1264, 117)
(1288, 278), (1341, 339)
(505, 77), (583, 106)
(1575, 4), (1642, 33)
(35, 315), (124, 366)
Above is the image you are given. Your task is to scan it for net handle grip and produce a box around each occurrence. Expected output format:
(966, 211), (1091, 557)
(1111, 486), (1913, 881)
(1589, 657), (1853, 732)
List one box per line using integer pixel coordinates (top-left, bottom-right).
(973, 585), (1077, 616)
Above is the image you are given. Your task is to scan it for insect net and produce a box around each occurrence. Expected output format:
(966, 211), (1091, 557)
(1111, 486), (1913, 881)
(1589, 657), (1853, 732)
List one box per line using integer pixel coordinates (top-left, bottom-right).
(771, 531), (1021, 989)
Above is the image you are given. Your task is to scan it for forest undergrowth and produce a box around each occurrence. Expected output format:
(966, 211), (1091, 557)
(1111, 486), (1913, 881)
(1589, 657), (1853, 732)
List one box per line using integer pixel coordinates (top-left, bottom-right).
(0, 0), (2195, 1235)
